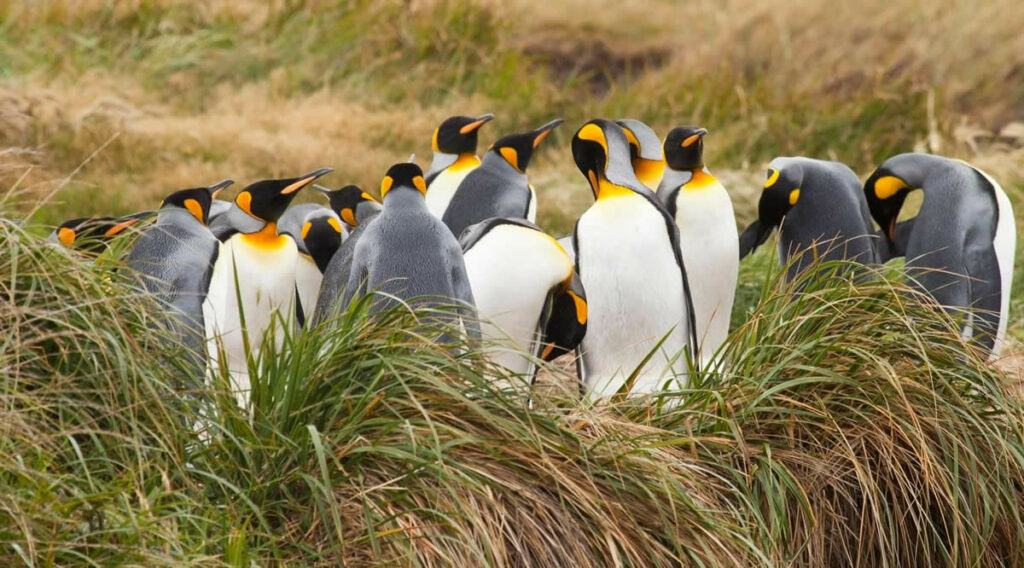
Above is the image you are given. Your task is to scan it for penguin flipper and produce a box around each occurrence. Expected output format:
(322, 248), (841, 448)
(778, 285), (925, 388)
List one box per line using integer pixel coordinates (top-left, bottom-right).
(295, 285), (306, 329)
(449, 246), (481, 340)
(964, 252), (1002, 355)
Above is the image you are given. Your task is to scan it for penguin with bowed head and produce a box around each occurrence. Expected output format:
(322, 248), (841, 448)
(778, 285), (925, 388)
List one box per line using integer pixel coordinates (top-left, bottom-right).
(311, 185), (383, 324)
(342, 163), (478, 339)
(738, 157), (883, 281)
(864, 153), (1015, 359)
(49, 211), (155, 254)
(203, 167), (332, 408)
(657, 126), (737, 366)
(616, 118), (665, 191)
(127, 179), (233, 375)
(424, 113), (494, 219)
(459, 217), (587, 387)
(442, 118), (563, 238)
(277, 203), (346, 326)
(571, 119), (698, 397)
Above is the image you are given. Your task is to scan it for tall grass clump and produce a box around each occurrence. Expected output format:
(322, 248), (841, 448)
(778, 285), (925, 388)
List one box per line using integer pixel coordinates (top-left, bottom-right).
(655, 261), (1024, 567)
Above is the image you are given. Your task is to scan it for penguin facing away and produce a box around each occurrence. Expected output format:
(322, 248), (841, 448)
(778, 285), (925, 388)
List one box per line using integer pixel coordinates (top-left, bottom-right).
(616, 118), (665, 190)
(657, 126), (738, 365)
(571, 119), (698, 397)
(127, 179), (233, 375)
(459, 217), (586, 386)
(738, 157), (882, 281)
(277, 203), (346, 326)
(442, 118), (563, 238)
(203, 167), (333, 408)
(49, 211), (155, 254)
(864, 153), (1015, 358)
(424, 113), (495, 218)
(312, 186), (383, 324)
(343, 163), (478, 338)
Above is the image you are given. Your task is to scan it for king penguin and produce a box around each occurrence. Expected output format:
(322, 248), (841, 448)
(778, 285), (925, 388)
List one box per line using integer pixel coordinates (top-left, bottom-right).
(343, 163), (478, 337)
(738, 157), (882, 281)
(311, 185), (383, 324)
(616, 119), (665, 190)
(572, 119), (698, 397)
(203, 167), (333, 408)
(863, 153), (1015, 358)
(50, 211), (155, 254)
(459, 217), (587, 385)
(442, 118), (563, 238)
(127, 179), (233, 375)
(424, 113), (495, 219)
(656, 126), (737, 365)
(277, 203), (346, 326)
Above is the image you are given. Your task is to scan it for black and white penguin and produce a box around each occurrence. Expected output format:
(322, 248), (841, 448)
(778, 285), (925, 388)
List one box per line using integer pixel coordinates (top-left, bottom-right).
(277, 203), (345, 325)
(311, 186), (383, 324)
(424, 113), (494, 218)
(864, 153), (1015, 358)
(738, 157), (882, 280)
(616, 118), (665, 190)
(571, 119), (698, 397)
(49, 211), (154, 253)
(342, 163), (478, 336)
(442, 118), (563, 238)
(459, 217), (586, 384)
(127, 179), (233, 374)
(203, 167), (333, 407)
(657, 126), (737, 365)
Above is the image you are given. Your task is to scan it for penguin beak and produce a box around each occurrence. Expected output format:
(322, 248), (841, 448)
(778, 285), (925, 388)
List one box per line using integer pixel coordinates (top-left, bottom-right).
(312, 183), (333, 196)
(207, 179), (234, 198)
(682, 129), (708, 148)
(532, 118), (565, 148)
(408, 154), (416, 163)
(282, 167), (334, 195)
(459, 113), (494, 134)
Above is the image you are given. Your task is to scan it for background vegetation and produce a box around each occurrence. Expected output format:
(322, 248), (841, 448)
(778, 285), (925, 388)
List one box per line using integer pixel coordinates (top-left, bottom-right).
(3, 0), (1024, 566)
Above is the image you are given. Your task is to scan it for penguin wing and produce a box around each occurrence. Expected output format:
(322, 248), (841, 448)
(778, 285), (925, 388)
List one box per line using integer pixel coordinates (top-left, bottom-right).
(659, 185), (680, 219)
(448, 238), (481, 340)
(963, 248), (1003, 355)
(738, 219), (772, 260)
(459, 217), (543, 252)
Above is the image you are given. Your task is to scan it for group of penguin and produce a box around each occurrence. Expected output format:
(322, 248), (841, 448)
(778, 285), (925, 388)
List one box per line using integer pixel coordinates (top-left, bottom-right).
(49, 113), (1016, 405)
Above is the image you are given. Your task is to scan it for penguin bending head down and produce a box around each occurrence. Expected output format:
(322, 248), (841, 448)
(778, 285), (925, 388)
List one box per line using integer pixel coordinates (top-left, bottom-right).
(203, 167), (333, 409)
(572, 119), (697, 397)
(864, 153), (1015, 358)
(616, 118), (665, 190)
(657, 126), (737, 366)
(343, 162), (479, 339)
(442, 117), (563, 238)
(127, 179), (233, 376)
(277, 203), (346, 326)
(738, 157), (882, 281)
(424, 113), (495, 218)
(50, 211), (155, 253)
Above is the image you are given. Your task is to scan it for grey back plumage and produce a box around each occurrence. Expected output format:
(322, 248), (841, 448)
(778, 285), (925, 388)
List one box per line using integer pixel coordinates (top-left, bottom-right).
(442, 153), (531, 238)
(312, 211), (380, 325)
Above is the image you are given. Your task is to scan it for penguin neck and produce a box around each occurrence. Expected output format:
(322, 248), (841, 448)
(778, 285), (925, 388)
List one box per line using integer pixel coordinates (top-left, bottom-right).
(383, 187), (427, 212)
(428, 152), (479, 177)
(482, 152), (524, 175)
(594, 176), (641, 201)
(355, 202), (383, 225)
(157, 207), (204, 228)
(240, 221), (290, 249)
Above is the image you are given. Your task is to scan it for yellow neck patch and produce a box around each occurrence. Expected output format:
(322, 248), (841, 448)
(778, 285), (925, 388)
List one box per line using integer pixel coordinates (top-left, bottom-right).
(58, 227), (75, 246)
(499, 147), (520, 171)
(634, 158), (665, 188)
(874, 175), (910, 200)
(595, 177), (635, 200)
(683, 169), (718, 191)
(184, 198), (204, 223)
(241, 222), (289, 250)
(448, 153), (480, 173)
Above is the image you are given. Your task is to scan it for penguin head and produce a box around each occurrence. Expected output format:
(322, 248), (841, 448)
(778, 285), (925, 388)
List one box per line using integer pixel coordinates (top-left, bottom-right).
(301, 213), (345, 273)
(738, 159), (804, 259)
(432, 114), (494, 155)
(160, 179), (234, 225)
(380, 162), (428, 199)
(234, 167), (333, 224)
(488, 118), (563, 173)
(50, 213), (151, 252)
(616, 119), (665, 188)
(315, 184), (381, 228)
(863, 153), (926, 243)
(663, 126), (708, 171)
(572, 119), (643, 198)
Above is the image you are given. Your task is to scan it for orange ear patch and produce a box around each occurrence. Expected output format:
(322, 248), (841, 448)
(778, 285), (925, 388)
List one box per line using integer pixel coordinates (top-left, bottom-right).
(58, 227), (76, 246)
(360, 191), (378, 203)
(568, 290), (587, 324)
(327, 217), (343, 233)
(341, 208), (358, 226)
(301, 221), (312, 240)
(236, 191), (253, 215)
(184, 198), (204, 223)
(499, 147), (519, 171)
(412, 176), (427, 195)
(380, 176), (394, 196)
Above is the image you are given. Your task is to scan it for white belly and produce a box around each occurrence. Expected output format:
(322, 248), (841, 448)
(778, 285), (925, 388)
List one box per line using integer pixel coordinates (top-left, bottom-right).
(295, 253), (323, 323)
(203, 234), (299, 408)
(425, 167), (474, 219)
(527, 185), (538, 223)
(975, 167), (1016, 359)
(576, 195), (689, 397)
(673, 180), (739, 365)
(464, 225), (572, 384)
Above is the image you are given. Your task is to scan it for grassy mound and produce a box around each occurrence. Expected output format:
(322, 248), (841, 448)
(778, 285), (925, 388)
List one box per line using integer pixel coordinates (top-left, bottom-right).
(4, 217), (1024, 567)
